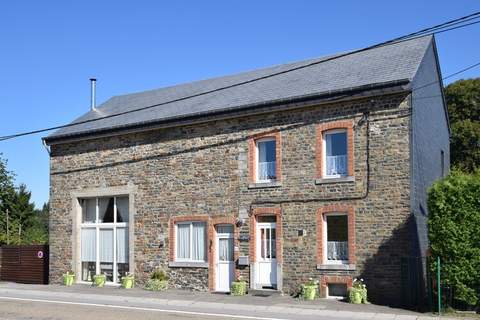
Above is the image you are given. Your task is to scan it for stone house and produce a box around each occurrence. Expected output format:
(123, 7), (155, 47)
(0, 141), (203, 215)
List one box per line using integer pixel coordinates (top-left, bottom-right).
(43, 35), (449, 305)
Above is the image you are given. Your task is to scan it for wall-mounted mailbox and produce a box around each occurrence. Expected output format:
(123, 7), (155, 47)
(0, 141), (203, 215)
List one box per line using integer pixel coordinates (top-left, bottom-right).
(238, 234), (250, 242)
(238, 255), (249, 266)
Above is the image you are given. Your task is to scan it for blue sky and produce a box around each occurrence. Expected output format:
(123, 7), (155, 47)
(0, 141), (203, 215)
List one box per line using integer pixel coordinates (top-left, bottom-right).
(1, 1), (479, 208)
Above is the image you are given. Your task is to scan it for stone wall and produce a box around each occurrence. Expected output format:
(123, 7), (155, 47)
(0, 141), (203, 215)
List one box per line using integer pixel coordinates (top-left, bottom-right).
(49, 92), (414, 305)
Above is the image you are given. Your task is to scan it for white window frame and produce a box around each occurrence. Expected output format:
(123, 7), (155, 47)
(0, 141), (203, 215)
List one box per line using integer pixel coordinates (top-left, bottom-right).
(255, 137), (277, 183)
(322, 129), (348, 179)
(326, 283), (348, 299)
(175, 221), (207, 262)
(80, 196), (129, 283)
(323, 212), (349, 265)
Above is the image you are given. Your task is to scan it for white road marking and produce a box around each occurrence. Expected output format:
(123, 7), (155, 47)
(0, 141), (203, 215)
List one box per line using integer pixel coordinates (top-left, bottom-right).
(0, 296), (290, 320)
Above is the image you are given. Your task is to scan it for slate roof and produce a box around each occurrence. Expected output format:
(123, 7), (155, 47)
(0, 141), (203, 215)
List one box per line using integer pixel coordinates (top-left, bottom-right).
(45, 35), (432, 142)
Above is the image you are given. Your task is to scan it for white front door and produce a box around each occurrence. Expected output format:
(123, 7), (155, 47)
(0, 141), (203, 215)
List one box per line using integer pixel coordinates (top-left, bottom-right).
(215, 225), (234, 292)
(256, 222), (277, 289)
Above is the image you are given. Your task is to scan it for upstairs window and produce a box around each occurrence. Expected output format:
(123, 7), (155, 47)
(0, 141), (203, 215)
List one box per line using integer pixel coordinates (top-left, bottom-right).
(316, 120), (354, 180)
(323, 130), (348, 178)
(256, 138), (277, 182)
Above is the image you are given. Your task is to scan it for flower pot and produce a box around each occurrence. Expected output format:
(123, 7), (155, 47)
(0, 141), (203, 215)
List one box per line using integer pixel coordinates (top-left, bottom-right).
(302, 284), (318, 301)
(349, 290), (362, 304)
(121, 276), (134, 289)
(63, 274), (75, 286)
(93, 275), (106, 287)
(230, 281), (247, 296)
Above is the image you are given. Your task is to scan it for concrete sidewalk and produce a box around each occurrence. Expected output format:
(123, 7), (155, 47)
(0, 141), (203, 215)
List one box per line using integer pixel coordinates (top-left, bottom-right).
(0, 282), (466, 320)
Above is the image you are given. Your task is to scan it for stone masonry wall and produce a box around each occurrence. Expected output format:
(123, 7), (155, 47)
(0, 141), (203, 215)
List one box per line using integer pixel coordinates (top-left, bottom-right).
(49, 92), (413, 304)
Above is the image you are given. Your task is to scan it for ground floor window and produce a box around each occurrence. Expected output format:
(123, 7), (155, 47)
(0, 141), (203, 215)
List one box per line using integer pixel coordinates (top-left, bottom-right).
(325, 214), (348, 263)
(327, 283), (348, 298)
(175, 221), (207, 262)
(80, 196), (129, 283)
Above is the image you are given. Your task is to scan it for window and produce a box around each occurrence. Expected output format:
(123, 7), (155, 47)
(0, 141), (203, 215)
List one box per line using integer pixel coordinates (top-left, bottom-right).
(176, 222), (207, 262)
(323, 130), (348, 178)
(316, 120), (354, 180)
(327, 283), (348, 298)
(256, 138), (277, 182)
(324, 214), (348, 264)
(80, 196), (129, 283)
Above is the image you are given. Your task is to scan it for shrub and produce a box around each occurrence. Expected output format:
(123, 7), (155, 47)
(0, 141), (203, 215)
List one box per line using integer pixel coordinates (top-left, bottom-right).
(144, 268), (169, 291)
(151, 269), (168, 281)
(428, 170), (480, 306)
(231, 275), (247, 296)
(145, 279), (168, 291)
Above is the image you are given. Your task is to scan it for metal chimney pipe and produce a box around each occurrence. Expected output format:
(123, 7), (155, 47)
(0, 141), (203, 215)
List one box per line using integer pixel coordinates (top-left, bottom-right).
(90, 78), (97, 110)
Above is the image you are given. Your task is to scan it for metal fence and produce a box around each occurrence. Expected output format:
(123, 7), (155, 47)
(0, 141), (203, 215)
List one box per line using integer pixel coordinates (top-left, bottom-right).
(401, 256), (479, 313)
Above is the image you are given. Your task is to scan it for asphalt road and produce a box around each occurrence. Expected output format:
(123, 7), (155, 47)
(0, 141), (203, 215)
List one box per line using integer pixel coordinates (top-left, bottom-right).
(0, 299), (247, 320)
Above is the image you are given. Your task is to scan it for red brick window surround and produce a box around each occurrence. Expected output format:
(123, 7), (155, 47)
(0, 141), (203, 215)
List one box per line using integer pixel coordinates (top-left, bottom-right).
(248, 131), (282, 183)
(316, 120), (354, 179)
(316, 204), (355, 265)
(169, 215), (209, 263)
(249, 207), (282, 264)
(320, 275), (353, 298)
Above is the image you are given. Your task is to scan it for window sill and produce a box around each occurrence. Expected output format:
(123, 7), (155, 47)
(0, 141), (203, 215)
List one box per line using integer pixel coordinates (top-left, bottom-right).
(168, 261), (209, 268)
(248, 181), (282, 189)
(315, 176), (355, 185)
(317, 264), (356, 271)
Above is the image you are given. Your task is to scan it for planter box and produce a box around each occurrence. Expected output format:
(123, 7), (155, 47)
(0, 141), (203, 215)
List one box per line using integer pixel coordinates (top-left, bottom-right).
(121, 276), (134, 289)
(93, 275), (106, 287)
(302, 284), (318, 300)
(63, 274), (75, 286)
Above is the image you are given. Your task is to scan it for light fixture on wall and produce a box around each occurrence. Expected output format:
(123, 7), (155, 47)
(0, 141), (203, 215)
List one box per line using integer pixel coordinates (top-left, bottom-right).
(236, 217), (246, 227)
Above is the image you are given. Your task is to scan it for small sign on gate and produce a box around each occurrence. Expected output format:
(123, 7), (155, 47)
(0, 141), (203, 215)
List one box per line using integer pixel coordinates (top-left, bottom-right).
(37, 251), (44, 259)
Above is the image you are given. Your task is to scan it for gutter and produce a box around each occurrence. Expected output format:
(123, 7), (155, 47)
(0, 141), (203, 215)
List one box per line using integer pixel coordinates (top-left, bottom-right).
(43, 79), (411, 146)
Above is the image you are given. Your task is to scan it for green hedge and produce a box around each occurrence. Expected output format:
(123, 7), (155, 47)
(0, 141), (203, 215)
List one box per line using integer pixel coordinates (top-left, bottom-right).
(428, 170), (480, 306)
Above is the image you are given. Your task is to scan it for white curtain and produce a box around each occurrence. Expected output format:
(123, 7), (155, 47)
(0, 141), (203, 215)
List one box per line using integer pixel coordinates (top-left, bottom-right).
(258, 140), (276, 180)
(116, 197), (129, 223)
(326, 133), (347, 176)
(177, 224), (190, 259)
(100, 229), (114, 262)
(116, 227), (129, 263)
(192, 222), (206, 261)
(218, 238), (233, 261)
(81, 228), (96, 262)
(327, 241), (348, 260)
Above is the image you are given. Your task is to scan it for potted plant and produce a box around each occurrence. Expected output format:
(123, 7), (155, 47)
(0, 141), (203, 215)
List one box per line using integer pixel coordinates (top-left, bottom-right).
(230, 275), (247, 296)
(348, 278), (368, 304)
(121, 272), (135, 289)
(301, 278), (319, 300)
(93, 273), (107, 287)
(63, 271), (75, 286)
(144, 268), (169, 291)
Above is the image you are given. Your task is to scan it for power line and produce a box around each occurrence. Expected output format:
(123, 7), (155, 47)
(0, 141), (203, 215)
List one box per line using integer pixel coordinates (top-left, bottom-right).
(1, 11), (480, 142)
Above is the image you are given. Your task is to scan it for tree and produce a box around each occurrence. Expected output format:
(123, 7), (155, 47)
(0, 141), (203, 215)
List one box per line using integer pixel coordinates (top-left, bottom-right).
(0, 154), (48, 245)
(445, 78), (480, 172)
(450, 120), (480, 173)
(428, 170), (480, 306)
